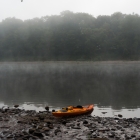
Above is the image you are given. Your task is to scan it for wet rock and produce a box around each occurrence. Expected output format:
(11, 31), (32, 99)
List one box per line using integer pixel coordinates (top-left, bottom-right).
(3, 119), (9, 121)
(114, 117), (120, 120)
(118, 114), (123, 118)
(77, 122), (80, 126)
(94, 138), (109, 140)
(102, 112), (107, 114)
(72, 126), (81, 129)
(48, 124), (54, 129)
(108, 133), (115, 138)
(98, 128), (108, 133)
(37, 125), (43, 129)
(29, 128), (36, 134)
(0, 125), (10, 128)
(83, 120), (88, 124)
(54, 129), (61, 135)
(131, 134), (136, 138)
(76, 134), (87, 139)
(6, 134), (14, 138)
(92, 132), (97, 138)
(44, 119), (52, 124)
(45, 106), (49, 111)
(66, 123), (73, 127)
(29, 135), (40, 139)
(111, 127), (116, 131)
(33, 131), (44, 137)
(14, 105), (19, 108)
(61, 120), (67, 125)
(21, 135), (31, 139)
(42, 127), (50, 131)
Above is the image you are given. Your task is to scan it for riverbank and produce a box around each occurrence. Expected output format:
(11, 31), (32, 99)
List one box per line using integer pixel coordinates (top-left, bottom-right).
(0, 108), (140, 140)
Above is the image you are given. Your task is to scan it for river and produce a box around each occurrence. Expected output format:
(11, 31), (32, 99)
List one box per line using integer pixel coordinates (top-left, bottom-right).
(0, 61), (140, 118)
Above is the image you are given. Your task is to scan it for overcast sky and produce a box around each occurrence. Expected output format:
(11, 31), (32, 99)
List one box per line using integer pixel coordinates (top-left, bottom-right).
(0, 0), (140, 21)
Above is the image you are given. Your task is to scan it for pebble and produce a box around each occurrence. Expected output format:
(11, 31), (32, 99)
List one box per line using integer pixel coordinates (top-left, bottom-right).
(0, 108), (140, 139)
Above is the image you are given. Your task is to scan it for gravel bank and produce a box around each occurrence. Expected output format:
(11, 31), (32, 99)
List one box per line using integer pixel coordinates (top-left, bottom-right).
(0, 107), (140, 140)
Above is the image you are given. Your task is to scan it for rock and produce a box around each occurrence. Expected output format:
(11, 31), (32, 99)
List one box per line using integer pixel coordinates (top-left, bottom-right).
(42, 127), (50, 131)
(14, 105), (19, 108)
(66, 123), (73, 127)
(1, 125), (10, 128)
(6, 134), (14, 138)
(94, 138), (109, 140)
(4, 119), (9, 121)
(83, 120), (88, 124)
(114, 117), (120, 120)
(61, 120), (67, 125)
(92, 132), (97, 136)
(111, 127), (116, 131)
(29, 128), (36, 134)
(54, 129), (61, 135)
(33, 131), (44, 137)
(108, 133), (115, 137)
(118, 114), (123, 118)
(45, 106), (49, 111)
(131, 134), (136, 138)
(29, 135), (40, 139)
(39, 115), (45, 120)
(102, 112), (107, 114)
(43, 136), (51, 139)
(37, 125), (43, 129)
(21, 135), (30, 139)
(44, 119), (52, 124)
(48, 124), (54, 129)
(72, 126), (81, 129)
(77, 123), (80, 126)
(76, 135), (87, 139)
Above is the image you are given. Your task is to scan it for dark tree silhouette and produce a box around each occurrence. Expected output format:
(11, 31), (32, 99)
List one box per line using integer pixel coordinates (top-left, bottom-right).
(0, 11), (140, 61)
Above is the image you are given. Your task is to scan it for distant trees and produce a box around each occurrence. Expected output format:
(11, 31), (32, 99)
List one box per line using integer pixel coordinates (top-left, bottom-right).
(0, 11), (140, 61)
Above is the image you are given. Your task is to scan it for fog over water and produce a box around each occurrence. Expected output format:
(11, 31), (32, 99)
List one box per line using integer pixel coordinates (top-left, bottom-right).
(0, 61), (140, 117)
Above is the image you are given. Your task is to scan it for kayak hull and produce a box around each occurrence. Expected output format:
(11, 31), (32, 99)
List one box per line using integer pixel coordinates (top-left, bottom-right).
(52, 104), (94, 117)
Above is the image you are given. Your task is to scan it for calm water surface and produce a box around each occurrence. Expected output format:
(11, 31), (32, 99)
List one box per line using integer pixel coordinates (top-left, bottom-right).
(0, 61), (140, 118)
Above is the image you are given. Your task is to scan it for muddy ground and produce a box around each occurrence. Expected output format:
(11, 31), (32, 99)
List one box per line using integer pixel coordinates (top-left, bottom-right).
(0, 107), (140, 140)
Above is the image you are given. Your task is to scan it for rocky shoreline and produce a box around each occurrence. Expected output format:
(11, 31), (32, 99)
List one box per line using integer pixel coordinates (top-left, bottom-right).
(0, 107), (140, 140)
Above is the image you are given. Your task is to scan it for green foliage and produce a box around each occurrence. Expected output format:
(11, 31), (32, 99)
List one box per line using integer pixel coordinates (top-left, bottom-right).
(0, 11), (140, 61)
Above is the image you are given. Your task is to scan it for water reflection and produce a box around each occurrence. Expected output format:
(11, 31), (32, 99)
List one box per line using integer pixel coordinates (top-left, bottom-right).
(92, 106), (140, 118)
(0, 61), (140, 117)
(0, 101), (139, 118)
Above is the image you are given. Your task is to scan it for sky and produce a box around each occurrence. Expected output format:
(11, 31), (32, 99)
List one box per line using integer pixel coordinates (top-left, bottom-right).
(0, 0), (140, 21)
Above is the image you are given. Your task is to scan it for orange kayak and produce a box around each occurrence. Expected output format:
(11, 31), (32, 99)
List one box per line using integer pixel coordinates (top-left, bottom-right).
(52, 104), (94, 117)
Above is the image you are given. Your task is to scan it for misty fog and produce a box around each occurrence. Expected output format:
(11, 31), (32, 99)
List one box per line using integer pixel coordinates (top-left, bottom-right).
(0, 61), (140, 111)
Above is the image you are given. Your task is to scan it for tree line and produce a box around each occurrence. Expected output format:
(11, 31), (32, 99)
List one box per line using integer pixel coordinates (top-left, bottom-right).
(0, 11), (140, 61)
